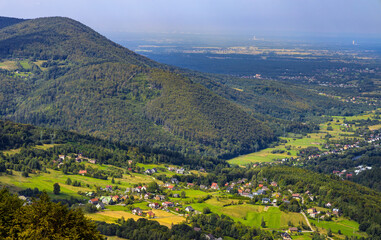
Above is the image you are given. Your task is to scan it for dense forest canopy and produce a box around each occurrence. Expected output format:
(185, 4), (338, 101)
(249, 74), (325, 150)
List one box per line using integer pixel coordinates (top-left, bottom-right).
(0, 188), (103, 239)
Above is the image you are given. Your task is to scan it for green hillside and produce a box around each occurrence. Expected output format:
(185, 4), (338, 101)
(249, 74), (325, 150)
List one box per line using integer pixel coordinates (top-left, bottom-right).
(0, 17), (273, 157)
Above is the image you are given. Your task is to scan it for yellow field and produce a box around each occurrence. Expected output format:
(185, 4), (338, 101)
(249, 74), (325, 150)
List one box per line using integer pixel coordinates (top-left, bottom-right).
(369, 124), (381, 130)
(86, 209), (185, 228)
(0, 61), (17, 70)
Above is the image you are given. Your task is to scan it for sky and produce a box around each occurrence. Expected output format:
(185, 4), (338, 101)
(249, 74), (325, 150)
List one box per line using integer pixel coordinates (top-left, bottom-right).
(0, 0), (381, 37)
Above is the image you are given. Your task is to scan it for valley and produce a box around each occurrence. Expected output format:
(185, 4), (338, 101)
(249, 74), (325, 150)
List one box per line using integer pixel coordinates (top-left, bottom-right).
(230, 109), (381, 165)
(0, 16), (381, 240)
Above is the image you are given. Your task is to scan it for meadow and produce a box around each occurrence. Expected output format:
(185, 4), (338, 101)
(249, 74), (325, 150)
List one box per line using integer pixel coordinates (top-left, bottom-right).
(229, 110), (381, 165)
(310, 217), (366, 239)
(0, 166), (160, 200)
(190, 198), (306, 230)
(86, 209), (185, 228)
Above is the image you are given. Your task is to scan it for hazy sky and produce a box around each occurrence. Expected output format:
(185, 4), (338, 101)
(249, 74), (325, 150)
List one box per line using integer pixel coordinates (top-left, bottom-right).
(1, 0), (381, 36)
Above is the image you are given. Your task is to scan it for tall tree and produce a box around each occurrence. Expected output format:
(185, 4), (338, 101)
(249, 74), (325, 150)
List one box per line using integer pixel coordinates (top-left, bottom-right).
(53, 183), (60, 195)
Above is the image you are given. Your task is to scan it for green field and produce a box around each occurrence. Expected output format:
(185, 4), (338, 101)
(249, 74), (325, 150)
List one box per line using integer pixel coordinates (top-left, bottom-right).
(0, 167), (161, 199)
(19, 60), (31, 70)
(310, 217), (366, 238)
(229, 110), (380, 165)
(190, 199), (306, 230)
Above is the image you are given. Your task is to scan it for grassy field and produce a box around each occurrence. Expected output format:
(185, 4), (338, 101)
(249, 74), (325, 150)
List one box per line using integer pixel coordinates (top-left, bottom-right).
(0, 167), (161, 199)
(190, 199), (306, 230)
(0, 60), (17, 70)
(310, 217), (366, 239)
(229, 110), (381, 165)
(86, 209), (185, 228)
(2, 144), (60, 156)
(228, 133), (326, 165)
(19, 60), (31, 70)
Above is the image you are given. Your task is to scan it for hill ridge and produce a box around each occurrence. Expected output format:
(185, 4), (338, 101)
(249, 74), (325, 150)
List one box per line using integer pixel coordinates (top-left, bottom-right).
(0, 16), (273, 157)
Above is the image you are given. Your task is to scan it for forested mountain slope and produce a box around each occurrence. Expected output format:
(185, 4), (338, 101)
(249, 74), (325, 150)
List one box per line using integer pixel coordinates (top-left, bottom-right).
(0, 17), (273, 157)
(0, 16), (26, 30)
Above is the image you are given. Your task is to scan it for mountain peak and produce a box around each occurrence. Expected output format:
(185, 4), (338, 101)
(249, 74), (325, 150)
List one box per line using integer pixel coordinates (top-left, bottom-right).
(0, 16), (158, 67)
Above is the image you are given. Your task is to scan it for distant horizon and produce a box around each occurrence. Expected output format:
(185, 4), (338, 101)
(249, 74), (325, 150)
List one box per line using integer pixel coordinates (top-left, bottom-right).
(0, 0), (380, 39)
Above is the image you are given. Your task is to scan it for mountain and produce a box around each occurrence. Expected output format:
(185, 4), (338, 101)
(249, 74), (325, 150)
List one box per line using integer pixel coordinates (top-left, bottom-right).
(0, 16), (274, 157)
(0, 16), (26, 30)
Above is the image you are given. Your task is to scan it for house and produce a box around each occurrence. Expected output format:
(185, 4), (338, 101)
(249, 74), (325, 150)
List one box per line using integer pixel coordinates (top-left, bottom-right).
(102, 196), (113, 205)
(292, 194), (301, 199)
(185, 206), (195, 212)
(288, 227), (298, 233)
(105, 185), (113, 191)
(211, 183), (219, 190)
(205, 234), (216, 240)
(255, 189), (265, 195)
(96, 202), (105, 210)
(132, 207), (143, 216)
(151, 168), (158, 173)
(281, 232), (292, 240)
(147, 210), (155, 218)
(187, 183), (194, 187)
(167, 185), (175, 190)
(173, 194), (180, 198)
(200, 185), (207, 190)
(171, 178), (179, 184)
(18, 195), (27, 201)
(226, 187), (233, 193)
(145, 169), (153, 174)
(326, 202), (332, 208)
(262, 198), (271, 204)
(204, 234), (223, 240)
(88, 159), (96, 164)
(144, 193), (150, 200)
(262, 186), (270, 191)
(176, 168), (185, 174)
(162, 202), (174, 207)
(78, 170), (87, 175)
(86, 192), (94, 197)
(112, 195), (120, 202)
(89, 198), (99, 205)
(272, 192), (282, 198)
(271, 181), (278, 187)
(155, 195), (165, 201)
(282, 198), (290, 204)
(149, 203), (160, 209)
(307, 208), (317, 214)
(333, 208), (340, 216)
